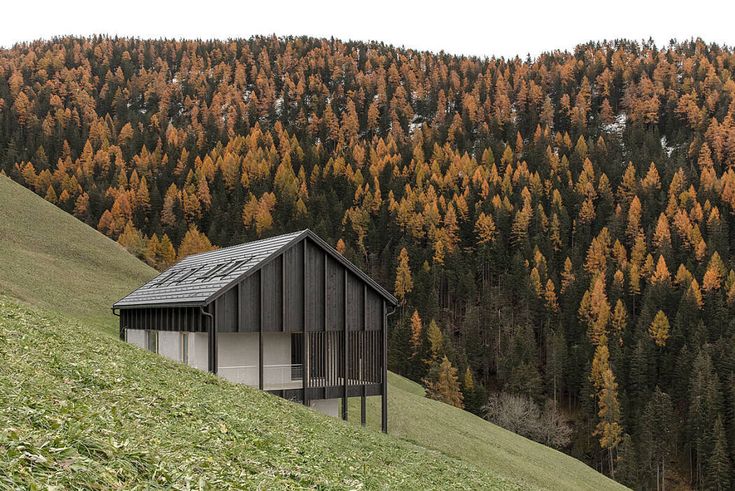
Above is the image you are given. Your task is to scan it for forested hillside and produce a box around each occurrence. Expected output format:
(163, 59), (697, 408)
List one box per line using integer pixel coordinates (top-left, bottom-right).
(2, 35), (735, 487)
(0, 174), (620, 490)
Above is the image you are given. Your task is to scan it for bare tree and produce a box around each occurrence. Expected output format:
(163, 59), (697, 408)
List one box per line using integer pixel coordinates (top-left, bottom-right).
(483, 392), (571, 449)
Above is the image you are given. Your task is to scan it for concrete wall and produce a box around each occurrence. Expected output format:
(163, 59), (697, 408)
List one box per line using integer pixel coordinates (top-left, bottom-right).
(262, 332), (291, 365)
(126, 330), (332, 400)
(126, 329), (146, 349)
(125, 329), (208, 371)
(217, 332), (297, 389)
(217, 332), (259, 386)
(189, 332), (209, 371)
(310, 398), (339, 417)
(158, 331), (181, 361)
(262, 332), (296, 389)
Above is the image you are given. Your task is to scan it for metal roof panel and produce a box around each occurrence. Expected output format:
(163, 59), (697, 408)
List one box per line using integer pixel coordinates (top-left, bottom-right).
(113, 230), (304, 307)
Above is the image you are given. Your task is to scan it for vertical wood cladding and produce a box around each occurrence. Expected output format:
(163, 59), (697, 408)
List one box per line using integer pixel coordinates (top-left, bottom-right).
(261, 256), (283, 332)
(304, 239), (325, 332)
(223, 237), (383, 335)
(283, 240), (304, 331)
(325, 255), (344, 332)
(119, 306), (204, 332)
(365, 288), (382, 331)
(239, 272), (260, 331)
(346, 272), (364, 331)
(215, 287), (238, 332)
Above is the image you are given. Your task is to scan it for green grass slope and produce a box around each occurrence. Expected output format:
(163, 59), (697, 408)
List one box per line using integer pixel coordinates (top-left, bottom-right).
(0, 175), (155, 327)
(350, 373), (623, 491)
(0, 174), (623, 489)
(0, 298), (516, 489)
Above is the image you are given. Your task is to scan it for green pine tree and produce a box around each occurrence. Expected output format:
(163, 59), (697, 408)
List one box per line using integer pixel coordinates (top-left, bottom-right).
(705, 417), (731, 491)
(640, 387), (674, 490)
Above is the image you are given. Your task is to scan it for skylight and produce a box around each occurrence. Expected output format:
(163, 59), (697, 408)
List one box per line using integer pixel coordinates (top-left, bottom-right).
(196, 262), (228, 281)
(210, 256), (255, 280)
(170, 266), (205, 284)
(151, 269), (181, 287)
(146, 255), (258, 290)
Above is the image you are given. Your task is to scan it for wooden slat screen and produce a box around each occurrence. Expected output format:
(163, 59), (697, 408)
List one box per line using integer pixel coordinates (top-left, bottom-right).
(305, 330), (381, 388)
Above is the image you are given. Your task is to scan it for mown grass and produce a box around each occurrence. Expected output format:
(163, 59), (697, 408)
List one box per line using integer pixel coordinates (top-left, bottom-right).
(0, 298), (519, 489)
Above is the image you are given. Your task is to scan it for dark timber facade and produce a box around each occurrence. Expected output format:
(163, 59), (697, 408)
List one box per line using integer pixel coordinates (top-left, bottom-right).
(113, 230), (397, 432)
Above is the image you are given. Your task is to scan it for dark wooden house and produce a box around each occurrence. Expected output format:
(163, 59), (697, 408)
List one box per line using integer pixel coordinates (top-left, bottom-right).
(113, 230), (397, 431)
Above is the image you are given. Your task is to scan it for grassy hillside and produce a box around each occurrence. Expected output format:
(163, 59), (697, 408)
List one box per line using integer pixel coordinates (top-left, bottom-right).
(349, 374), (621, 490)
(0, 298), (517, 489)
(0, 175), (623, 489)
(0, 174), (155, 328)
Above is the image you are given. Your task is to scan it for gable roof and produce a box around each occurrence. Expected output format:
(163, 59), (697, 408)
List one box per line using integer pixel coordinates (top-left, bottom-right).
(113, 230), (398, 308)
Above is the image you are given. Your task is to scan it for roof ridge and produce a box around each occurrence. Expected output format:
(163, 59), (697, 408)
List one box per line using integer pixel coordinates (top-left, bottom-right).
(179, 229), (307, 262)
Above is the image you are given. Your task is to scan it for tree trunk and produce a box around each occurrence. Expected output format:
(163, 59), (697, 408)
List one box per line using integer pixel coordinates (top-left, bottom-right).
(609, 447), (615, 479)
(661, 458), (665, 491)
(496, 308), (501, 374)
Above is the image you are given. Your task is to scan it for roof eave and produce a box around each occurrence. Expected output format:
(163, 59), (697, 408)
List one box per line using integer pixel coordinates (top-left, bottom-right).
(114, 300), (207, 309)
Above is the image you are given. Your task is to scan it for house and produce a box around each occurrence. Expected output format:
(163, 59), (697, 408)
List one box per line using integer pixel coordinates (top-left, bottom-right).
(113, 230), (397, 431)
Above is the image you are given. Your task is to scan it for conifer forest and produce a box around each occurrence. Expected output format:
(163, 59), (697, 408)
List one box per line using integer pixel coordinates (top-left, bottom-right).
(4, 35), (735, 487)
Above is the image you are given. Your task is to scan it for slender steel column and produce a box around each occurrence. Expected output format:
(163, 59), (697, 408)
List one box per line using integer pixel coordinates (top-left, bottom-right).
(203, 306), (216, 374)
(361, 389), (367, 427)
(302, 240), (309, 406)
(342, 271), (348, 421)
(361, 284), (367, 427)
(259, 270), (264, 390)
(381, 300), (388, 433)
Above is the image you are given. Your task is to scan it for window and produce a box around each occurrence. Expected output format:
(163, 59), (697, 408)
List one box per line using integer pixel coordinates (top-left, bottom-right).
(171, 266), (205, 284)
(196, 263), (227, 281)
(211, 258), (249, 279)
(152, 269), (180, 287)
(181, 332), (189, 365)
(146, 330), (158, 353)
